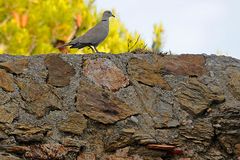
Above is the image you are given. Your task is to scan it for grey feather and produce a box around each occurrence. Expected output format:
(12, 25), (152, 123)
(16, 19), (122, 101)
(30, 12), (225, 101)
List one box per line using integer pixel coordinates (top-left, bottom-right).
(61, 10), (114, 52)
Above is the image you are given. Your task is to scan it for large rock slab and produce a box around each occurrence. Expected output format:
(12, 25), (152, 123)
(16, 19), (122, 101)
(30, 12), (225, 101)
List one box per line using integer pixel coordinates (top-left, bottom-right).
(0, 69), (14, 92)
(61, 137), (87, 148)
(127, 55), (206, 90)
(58, 112), (87, 135)
(175, 78), (225, 115)
(127, 58), (171, 90)
(227, 67), (240, 101)
(9, 123), (52, 142)
(160, 54), (207, 76)
(83, 58), (129, 91)
(17, 80), (62, 117)
(152, 101), (180, 129)
(45, 55), (75, 87)
(104, 128), (136, 152)
(76, 80), (137, 124)
(0, 93), (10, 105)
(0, 59), (28, 74)
(0, 103), (18, 124)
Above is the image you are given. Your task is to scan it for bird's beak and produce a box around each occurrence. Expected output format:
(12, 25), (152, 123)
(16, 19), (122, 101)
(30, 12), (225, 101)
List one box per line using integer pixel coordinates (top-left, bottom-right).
(112, 14), (115, 18)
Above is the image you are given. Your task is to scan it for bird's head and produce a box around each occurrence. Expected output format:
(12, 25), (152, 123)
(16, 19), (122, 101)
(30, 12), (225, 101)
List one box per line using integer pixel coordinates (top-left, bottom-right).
(102, 10), (115, 21)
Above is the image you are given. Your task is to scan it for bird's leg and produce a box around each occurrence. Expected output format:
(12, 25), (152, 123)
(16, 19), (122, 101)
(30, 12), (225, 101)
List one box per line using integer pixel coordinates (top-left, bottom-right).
(94, 46), (99, 53)
(88, 46), (95, 53)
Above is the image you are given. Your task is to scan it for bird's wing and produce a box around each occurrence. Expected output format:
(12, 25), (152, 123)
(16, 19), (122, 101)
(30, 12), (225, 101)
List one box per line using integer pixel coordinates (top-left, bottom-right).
(67, 21), (108, 46)
(79, 22), (109, 45)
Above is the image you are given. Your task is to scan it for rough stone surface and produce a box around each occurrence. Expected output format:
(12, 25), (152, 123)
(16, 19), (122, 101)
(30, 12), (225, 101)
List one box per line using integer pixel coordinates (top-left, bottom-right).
(25, 144), (75, 159)
(151, 94), (179, 129)
(0, 53), (239, 160)
(58, 112), (87, 135)
(0, 59), (29, 74)
(2, 144), (77, 160)
(0, 104), (18, 124)
(76, 79), (137, 124)
(9, 123), (51, 142)
(44, 54), (75, 87)
(0, 152), (21, 160)
(227, 67), (240, 101)
(61, 137), (87, 148)
(160, 54), (207, 76)
(101, 147), (144, 160)
(77, 152), (96, 160)
(175, 77), (225, 115)
(180, 118), (214, 144)
(127, 57), (171, 90)
(0, 93), (10, 105)
(0, 69), (15, 92)
(83, 58), (129, 91)
(17, 80), (62, 117)
(235, 144), (240, 156)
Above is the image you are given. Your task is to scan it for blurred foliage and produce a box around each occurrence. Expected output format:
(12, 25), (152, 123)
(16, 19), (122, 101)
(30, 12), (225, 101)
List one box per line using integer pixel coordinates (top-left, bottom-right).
(0, 0), (163, 55)
(152, 23), (164, 52)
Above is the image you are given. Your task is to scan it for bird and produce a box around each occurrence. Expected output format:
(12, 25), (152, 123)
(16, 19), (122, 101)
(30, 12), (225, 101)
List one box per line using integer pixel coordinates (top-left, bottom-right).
(59, 10), (115, 53)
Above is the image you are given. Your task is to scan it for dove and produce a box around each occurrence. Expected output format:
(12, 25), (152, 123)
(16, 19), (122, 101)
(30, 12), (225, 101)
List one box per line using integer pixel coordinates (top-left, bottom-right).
(59, 10), (115, 53)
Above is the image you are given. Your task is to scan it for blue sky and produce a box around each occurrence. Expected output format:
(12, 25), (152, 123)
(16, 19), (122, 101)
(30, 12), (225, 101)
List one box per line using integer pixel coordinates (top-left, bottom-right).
(95, 0), (240, 59)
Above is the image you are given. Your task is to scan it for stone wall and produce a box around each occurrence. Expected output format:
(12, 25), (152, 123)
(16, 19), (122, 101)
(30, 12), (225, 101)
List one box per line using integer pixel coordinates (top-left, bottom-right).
(0, 53), (239, 160)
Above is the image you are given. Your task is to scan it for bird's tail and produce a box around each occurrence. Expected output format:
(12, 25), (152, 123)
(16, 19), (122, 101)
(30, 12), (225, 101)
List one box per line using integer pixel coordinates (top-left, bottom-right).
(57, 43), (69, 49)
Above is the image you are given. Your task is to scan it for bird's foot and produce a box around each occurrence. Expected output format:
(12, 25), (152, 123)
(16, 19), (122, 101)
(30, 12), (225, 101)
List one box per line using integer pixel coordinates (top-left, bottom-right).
(94, 46), (99, 53)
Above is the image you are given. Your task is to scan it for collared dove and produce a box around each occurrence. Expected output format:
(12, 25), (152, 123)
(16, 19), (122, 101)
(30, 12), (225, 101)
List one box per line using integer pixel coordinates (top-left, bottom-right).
(59, 10), (115, 53)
